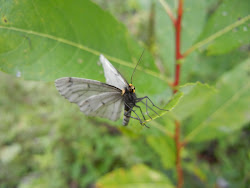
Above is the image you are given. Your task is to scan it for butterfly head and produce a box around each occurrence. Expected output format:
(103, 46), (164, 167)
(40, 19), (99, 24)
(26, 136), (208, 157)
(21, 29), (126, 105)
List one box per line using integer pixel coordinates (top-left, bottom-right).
(128, 84), (135, 93)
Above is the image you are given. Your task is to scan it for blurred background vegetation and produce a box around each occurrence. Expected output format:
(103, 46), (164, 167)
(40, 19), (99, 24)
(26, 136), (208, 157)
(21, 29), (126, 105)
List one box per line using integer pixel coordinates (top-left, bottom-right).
(0, 0), (249, 187)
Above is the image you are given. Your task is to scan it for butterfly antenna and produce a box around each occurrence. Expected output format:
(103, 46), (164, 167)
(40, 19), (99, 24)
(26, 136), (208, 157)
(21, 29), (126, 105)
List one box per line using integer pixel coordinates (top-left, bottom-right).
(131, 49), (145, 84)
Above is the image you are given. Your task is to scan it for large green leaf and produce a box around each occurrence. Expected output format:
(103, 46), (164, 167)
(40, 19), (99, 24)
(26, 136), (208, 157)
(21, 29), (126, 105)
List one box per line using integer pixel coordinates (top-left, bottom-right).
(0, 0), (168, 95)
(184, 58), (250, 142)
(96, 164), (174, 188)
(188, 48), (249, 83)
(172, 82), (216, 121)
(155, 0), (207, 77)
(197, 0), (250, 55)
(146, 135), (176, 169)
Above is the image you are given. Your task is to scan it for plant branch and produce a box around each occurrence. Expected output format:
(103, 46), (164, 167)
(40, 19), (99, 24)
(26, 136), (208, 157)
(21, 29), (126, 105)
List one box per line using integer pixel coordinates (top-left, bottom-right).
(173, 1), (184, 187)
(159, 0), (184, 187)
(158, 0), (176, 23)
(173, 0), (183, 93)
(163, 0), (184, 187)
(174, 120), (184, 188)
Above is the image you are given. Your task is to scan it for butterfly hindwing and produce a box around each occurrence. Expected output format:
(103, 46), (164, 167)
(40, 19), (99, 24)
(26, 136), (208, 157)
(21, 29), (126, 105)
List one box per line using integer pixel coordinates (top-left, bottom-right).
(79, 92), (124, 121)
(55, 77), (124, 121)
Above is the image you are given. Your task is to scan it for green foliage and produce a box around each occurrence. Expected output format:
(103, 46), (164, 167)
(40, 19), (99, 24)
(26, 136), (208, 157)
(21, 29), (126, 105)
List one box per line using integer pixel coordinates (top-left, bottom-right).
(184, 59), (250, 142)
(0, 0), (166, 95)
(96, 164), (174, 188)
(183, 126), (250, 187)
(172, 82), (216, 121)
(198, 0), (250, 55)
(0, 73), (162, 188)
(147, 135), (176, 169)
(0, 0), (249, 187)
(215, 127), (250, 187)
(155, 0), (207, 77)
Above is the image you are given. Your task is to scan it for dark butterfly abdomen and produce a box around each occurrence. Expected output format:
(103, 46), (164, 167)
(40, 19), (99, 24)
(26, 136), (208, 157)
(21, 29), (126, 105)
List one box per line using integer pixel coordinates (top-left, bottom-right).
(123, 91), (136, 126)
(123, 112), (131, 125)
(123, 104), (131, 125)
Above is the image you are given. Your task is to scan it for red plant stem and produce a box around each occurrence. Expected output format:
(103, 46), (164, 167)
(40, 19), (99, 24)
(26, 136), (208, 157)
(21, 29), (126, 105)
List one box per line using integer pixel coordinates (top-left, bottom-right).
(175, 120), (183, 188)
(173, 0), (183, 93)
(173, 64), (181, 93)
(173, 1), (184, 188)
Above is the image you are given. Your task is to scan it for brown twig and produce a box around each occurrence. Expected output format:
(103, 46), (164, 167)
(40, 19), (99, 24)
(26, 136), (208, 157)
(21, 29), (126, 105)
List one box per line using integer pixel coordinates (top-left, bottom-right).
(174, 120), (183, 188)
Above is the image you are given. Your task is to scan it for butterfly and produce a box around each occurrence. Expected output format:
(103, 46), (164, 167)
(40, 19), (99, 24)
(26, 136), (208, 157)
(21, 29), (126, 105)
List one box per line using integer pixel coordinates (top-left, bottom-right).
(55, 53), (166, 126)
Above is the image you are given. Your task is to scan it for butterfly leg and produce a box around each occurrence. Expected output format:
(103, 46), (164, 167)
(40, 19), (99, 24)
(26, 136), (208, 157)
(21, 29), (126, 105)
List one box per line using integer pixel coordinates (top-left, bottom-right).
(128, 114), (149, 128)
(124, 102), (144, 125)
(137, 96), (168, 111)
(136, 97), (159, 118)
(144, 98), (153, 119)
(147, 97), (168, 111)
(126, 115), (149, 128)
(134, 104), (146, 121)
(128, 115), (143, 123)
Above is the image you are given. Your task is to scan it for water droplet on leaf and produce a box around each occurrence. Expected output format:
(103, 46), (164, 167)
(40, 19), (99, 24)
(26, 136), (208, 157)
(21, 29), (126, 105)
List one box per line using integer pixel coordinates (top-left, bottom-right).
(77, 58), (83, 64)
(16, 70), (21, 77)
(222, 11), (227, 16)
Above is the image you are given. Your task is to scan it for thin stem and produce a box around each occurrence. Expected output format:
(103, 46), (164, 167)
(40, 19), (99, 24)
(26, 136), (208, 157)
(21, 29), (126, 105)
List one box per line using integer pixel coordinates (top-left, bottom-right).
(174, 1), (184, 187)
(173, 0), (183, 93)
(174, 0), (183, 60)
(159, 0), (184, 187)
(158, 0), (176, 23)
(147, 1), (156, 52)
(174, 120), (184, 188)
(173, 63), (181, 93)
(164, 0), (184, 187)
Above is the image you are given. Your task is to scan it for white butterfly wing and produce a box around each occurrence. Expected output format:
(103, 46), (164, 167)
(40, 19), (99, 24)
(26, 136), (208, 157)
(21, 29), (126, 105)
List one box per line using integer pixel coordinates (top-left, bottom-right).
(55, 77), (124, 121)
(79, 92), (124, 121)
(100, 54), (128, 90)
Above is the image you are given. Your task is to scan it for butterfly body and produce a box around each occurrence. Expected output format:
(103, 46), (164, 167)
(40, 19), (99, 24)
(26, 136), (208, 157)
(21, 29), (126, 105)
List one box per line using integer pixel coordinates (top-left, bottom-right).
(122, 84), (137, 125)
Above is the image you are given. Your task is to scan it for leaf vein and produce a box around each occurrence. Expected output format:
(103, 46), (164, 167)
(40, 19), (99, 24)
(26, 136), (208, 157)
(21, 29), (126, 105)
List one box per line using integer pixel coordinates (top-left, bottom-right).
(185, 83), (250, 142)
(0, 25), (168, 83)
(184, 15), (250, 56)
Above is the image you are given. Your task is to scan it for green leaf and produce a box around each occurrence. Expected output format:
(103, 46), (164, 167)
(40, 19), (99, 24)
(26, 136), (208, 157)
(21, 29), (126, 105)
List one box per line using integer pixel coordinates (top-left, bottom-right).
(0, 0), (168, 95)
(144, 83), (215, 168)
(189, 48), (249, 83)
(142, 91), (183, 124)
(155, 0), (207, 77)
(146, 135), (176, 169)
(172, 82), (216, 121)
(184, 58), (250, 142)
(0, 144), (21, 164)
(96, 164), (174, 188)
(183, 161), (207, 182)
(197, 0), (250, 55)
(165, 91), (184, 111)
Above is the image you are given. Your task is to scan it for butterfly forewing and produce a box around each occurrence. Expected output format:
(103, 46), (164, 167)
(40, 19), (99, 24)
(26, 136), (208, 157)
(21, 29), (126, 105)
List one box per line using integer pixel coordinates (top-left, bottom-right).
(55, 77), (124, 121)
(100, 55), (128, 90)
